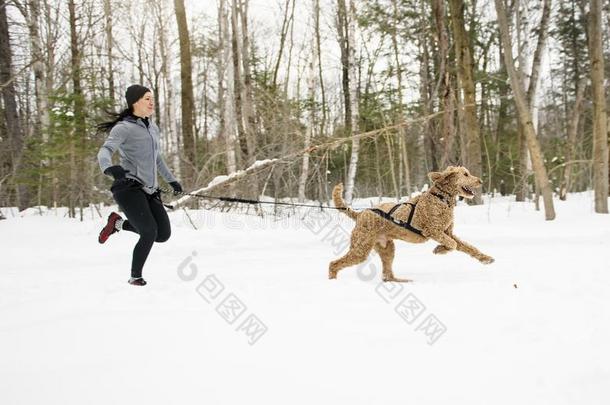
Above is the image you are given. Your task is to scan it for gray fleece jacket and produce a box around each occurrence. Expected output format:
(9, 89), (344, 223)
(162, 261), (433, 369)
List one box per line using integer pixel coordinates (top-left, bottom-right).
(97, 115), (176, 194)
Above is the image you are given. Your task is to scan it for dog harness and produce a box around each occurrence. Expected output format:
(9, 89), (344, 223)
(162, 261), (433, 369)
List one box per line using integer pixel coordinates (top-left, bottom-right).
(368, 190), (452, 236)
(369, 202), (423, 236)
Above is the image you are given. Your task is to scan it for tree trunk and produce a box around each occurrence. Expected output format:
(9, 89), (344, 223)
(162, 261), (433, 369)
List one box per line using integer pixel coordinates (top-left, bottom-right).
(154, 0), (180, 179)
(494, 0), (556, 220)
(392, 0), (411, 195)
(515, 125), (530, 200)
(449, 0), (483, 204)
(18, 0), (49, 209)
(68, 0), (85, 219)
(298, 0), (318, 202)
(234, 0), (258, 198)
(21, 0), (49, 138)
(272, 0), (293, 89)
(239, 0), (256, 166)
(526, 0), (551, 107)
(495, 45), (508, 153)
(517, 0), (552, 202)
(282, 0), (296, 97)
(0, 0), (28, 210)
(174, 0), (196, 185)
(588, 0), (608, 212)
(103, 0), (115, 103)
(314, 0), (327, 137)
(515, 0), (530, 202)
(42, 0), (59, 207)
(418, 16), (435, 185)
(432, 0), (455, 170)
(560, 78), (586, 200)
(231, 0), (248, 162)
(218, 0), (238, 174)
(337, 0), (360, 203)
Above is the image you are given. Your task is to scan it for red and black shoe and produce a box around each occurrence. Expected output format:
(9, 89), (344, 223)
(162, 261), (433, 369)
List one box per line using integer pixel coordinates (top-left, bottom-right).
(128, 277), (147, 286)
(98, 212), (122, 244)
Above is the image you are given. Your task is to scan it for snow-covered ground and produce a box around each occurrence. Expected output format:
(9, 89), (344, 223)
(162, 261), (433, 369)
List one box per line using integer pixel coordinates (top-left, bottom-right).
(1, 192), (609, 404)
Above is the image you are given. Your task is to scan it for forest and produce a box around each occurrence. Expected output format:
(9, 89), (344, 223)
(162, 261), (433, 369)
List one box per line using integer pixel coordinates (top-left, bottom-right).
(0, 0), (608, 220)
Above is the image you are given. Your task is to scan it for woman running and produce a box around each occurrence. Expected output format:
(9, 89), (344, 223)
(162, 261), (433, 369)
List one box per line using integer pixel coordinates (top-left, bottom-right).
(96, 84), (182, 286)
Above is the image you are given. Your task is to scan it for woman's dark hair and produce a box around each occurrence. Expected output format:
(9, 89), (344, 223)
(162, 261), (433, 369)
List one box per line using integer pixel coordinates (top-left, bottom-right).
(96, 84), (150, 133)
(96, 107), (132, 134)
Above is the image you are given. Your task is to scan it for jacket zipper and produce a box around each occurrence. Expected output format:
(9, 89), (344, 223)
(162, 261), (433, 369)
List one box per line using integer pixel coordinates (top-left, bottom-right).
(142, 120), (157, 186)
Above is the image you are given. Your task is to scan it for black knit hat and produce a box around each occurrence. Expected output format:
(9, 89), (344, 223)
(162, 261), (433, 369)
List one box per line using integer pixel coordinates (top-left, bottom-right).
(125, 84), (150, 108)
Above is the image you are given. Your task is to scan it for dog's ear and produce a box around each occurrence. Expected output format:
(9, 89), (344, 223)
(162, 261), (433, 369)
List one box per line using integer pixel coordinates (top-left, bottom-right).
(428, 171), (443, 183)
(444, 171), (458, 182)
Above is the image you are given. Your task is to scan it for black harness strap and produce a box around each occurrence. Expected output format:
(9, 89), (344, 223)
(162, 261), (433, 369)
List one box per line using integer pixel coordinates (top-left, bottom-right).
(369, 202), (423, 236)
(430, 186), (454, 207)
(368, 190), (454, 236)
(387, 203), (403, 216)
(430, 192), (448, 205)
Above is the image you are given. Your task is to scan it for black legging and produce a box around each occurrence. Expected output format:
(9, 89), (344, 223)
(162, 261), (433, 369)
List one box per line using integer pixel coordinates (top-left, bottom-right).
(112, 182), (171, 278)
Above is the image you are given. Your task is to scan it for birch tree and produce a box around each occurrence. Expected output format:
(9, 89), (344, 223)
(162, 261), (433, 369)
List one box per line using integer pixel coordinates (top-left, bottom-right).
(218, 0), (238, 174)
(337, 0), (360, 203)
(298, 0), (318, 202)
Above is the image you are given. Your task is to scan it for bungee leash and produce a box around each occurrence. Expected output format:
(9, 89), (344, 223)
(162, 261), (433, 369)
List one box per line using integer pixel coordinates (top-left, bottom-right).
(156, 187), (347, 211)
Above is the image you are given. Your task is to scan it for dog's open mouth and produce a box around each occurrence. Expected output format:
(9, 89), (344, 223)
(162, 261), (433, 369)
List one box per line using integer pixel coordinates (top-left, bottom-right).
(461, 186), (475, 197)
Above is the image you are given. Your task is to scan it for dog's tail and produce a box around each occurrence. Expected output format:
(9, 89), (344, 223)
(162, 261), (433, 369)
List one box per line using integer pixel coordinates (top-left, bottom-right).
(332, 183), (359, 220)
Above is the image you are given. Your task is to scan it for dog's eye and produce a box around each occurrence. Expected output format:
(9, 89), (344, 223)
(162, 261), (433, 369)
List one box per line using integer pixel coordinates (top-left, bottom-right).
(464, 173), (469, 177)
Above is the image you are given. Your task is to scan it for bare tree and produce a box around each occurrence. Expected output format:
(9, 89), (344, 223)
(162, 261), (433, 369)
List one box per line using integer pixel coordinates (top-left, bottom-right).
(153, 0), (180, 178)
(337, 0), (360, 203)
(103, 0), (115, 103)
(68, 0), (86, 218)
(448, 0), (483, 204)
(560, 78), (587, 200)
(298, 0), (318, 202)
(174, 0), (196, 185)
(218, 0), (238, 174)
(391, 0), (411, 195)
(14, 0), (49, 138)
(514, 0), (531, 202)
(313, 0), (327, 136)
(588, 0), (608, 213)
(0, 0), (28, 209)
(432, 0), (454, 171)
(271, 0), (294, 89)
(514, 0), (552, 202)
(239, 0), (256, 166)
(494, 0), (556, 220)
(417, 2), (434, 186)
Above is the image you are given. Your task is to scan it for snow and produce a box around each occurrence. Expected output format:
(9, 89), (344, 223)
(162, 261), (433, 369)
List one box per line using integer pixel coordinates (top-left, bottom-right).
(173, 159), (279, 206)
(207, 174), (229, 188)
(1, 192), (609, 404)
(206, 159), (277, 189)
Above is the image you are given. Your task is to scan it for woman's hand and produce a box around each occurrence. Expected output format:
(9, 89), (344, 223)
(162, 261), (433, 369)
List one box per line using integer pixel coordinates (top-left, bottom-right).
(104, 165), (129, 180)
(169, 181), (183, 195)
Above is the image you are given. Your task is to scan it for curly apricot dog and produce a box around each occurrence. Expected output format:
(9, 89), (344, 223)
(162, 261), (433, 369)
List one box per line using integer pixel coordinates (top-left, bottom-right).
(330, 166), (494, 282)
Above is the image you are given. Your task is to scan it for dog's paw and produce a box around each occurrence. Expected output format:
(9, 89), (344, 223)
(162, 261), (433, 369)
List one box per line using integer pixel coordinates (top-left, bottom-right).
(328, 270), (337, 280)
(478, 255), (495, 265)
(433, 245), (451, 255)
(383, 276), (413, 283)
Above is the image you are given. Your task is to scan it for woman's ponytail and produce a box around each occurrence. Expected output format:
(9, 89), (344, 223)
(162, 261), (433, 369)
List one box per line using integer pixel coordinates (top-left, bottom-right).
(96, 107), (132, 134)
(97, 85), (150, 133)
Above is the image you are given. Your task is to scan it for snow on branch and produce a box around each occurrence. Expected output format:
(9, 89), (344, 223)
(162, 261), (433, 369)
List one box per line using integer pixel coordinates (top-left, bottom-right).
(168, 159), (278, 208)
